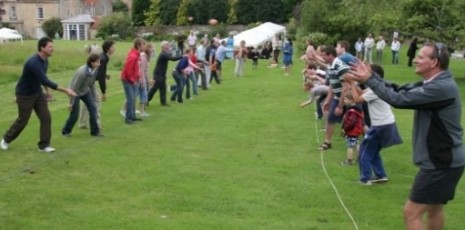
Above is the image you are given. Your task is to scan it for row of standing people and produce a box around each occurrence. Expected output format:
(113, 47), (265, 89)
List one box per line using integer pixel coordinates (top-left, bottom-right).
(355, 33), (419, 66)
(302, 38), (464, 230)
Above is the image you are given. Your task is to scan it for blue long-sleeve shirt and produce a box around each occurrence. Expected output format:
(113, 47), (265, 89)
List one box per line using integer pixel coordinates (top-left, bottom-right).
(15, 54), (58, 95)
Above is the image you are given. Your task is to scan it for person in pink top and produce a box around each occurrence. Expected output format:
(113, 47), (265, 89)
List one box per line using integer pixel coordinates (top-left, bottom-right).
(137, 42), (154, 117)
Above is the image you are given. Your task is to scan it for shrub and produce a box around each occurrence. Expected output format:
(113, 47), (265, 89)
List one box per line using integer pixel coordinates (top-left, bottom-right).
(42, 17), (63, 38)
(96, 12), (134, 40)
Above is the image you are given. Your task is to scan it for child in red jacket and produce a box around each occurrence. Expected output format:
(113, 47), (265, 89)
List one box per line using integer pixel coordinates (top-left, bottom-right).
(341, 92), (364, 165)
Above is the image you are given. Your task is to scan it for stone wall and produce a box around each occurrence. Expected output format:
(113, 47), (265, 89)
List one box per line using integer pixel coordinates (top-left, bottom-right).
(137, 25), (249, 36)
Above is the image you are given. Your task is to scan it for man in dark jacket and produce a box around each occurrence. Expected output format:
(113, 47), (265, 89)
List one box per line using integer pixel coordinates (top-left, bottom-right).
(350, 42), (465, 230)
(0, 37), (76, 152)
(147, 41), (182, 106)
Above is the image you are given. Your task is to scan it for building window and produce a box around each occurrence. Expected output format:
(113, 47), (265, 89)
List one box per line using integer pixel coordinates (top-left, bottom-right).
(79, 24), (85, 40)
(37, 7), (44, 19)
(10, 6), (17, 19)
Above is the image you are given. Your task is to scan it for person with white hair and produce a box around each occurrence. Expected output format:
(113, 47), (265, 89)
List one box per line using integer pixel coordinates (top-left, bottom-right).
(147, 41), (182, 106)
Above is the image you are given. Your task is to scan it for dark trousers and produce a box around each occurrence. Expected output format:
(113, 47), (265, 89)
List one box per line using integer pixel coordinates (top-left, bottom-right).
(407, 56), (414, 67)
(147, 78), (167, 104)
(3, 92), (51, 149)
(316, 94), (327, 119)
(209, 70), (220, 84)
(62, 92), (100, 136)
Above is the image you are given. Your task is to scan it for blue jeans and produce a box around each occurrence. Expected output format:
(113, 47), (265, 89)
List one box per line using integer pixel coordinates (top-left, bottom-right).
(188, 72), (198, 95)
(62, 91), (99, 135)
(392, 50), (399, 64)
(359, 128), (387, 182)
(170, 71), (185, 103)
(122, 80), (137, 121)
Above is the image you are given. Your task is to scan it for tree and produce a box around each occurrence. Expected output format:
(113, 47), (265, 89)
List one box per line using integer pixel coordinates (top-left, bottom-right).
(176, 0), (190, 25)
(255, 0), (284, 23)
(401, 0), (463, 49)
(227, 0), (238, 24)
(113, 0), (129, 12)
(235, 0), (257, 24)
(159, 0), (181, 25)
(132, 0), (151, 26)
(96, 12), (133, 39)
(144, 0), (162, 26)
(282, 0), (303, 20)
(42, 17), (63, 38)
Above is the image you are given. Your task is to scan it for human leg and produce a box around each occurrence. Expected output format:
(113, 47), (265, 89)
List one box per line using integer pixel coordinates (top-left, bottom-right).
(35, 93), (53, 149)
(234, 58), (240, 76)
(122, 80), (136, 121)
(3, 94), (36, 144)
(404, 200), (430, 230)
(159, 80), (167, 105)
(62, 97), (81, 135)
(147, 80), (158, 102)
(78, 103), (89, 128)
(189, 72), (198, 95)
(185, 74), (191, 99)
(204, 65), (211, 87)
(81, 92), (100, 135)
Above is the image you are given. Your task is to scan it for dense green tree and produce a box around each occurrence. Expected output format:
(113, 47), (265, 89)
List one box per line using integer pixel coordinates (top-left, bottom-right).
(96, 12), (133, 39)
(176, 0), (190, 25)
(113, 0), (129, 12)
(227, 0), (238, 24)
(282, 0), (303, 20)
(41, 17), (63, 38)
(236, 0), (284, 24)
(132, 0), (151, 26)
(186, 0), (228, 24)
(235, 0), (258, 24)
(401, 0), (464, 48)
(256, 0), (284, 23)
(144, 0), (162, 26)
(159, 0), (181, 25)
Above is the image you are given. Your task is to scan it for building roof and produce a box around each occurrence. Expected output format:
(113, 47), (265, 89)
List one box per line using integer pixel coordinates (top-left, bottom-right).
(61, 14), (95, 23)
(84, 0), (100, 5)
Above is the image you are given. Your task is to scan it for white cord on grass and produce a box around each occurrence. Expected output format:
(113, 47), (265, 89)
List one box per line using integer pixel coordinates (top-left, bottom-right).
(313, 112), (360, 230)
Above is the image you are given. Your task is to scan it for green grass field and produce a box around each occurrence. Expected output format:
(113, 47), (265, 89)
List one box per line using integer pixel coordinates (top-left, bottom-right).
(0, 40), (465, 229)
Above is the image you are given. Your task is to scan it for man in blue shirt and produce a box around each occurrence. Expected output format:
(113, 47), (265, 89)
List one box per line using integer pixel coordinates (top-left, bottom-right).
(0, 37), (76, 153)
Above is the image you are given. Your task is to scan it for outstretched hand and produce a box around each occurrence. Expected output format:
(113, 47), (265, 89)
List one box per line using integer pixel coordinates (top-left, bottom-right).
(349, 60), (372, 83)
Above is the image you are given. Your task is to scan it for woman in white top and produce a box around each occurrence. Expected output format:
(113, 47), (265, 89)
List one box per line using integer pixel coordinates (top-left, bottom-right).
(391, 37), (401, 64)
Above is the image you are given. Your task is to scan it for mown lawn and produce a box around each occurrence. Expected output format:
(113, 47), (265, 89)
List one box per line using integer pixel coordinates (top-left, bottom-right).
(0, 40), (464, 229)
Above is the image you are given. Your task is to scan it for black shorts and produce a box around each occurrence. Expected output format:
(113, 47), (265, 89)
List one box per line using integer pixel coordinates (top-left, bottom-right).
(410, 166), (464, 204)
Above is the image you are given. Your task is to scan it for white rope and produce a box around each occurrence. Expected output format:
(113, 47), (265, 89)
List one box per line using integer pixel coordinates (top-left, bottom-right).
(313, 112), (360, 230)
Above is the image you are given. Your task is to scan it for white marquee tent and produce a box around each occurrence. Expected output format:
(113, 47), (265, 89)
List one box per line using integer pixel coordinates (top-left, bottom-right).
(0, 28), (23, 44)
(231, 22), (286, 48)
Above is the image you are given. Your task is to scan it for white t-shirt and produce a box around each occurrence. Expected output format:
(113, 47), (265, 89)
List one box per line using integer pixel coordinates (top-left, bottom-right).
(364, 37), (375, 49)
(362, 88), (395, 126)
(188, 35), (197, 46)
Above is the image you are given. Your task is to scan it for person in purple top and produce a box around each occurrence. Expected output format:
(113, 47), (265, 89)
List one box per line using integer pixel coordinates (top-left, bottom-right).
(0, 37), (76, 153)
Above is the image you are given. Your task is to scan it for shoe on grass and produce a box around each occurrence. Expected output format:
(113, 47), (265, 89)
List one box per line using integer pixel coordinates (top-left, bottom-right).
(369, 177), (389, 183)
(359, 180), (373, 186)
(1, 138), (8, 151)
(38, 146), (55, 153)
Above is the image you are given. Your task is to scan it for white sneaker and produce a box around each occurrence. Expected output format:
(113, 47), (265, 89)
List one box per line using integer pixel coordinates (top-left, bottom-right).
(38, 146), (55, 153)
(119, 110), (126, 118)
(1, 138), (8, 151)
(141, 112), (150, 117)
(136, 110), (141, 114)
